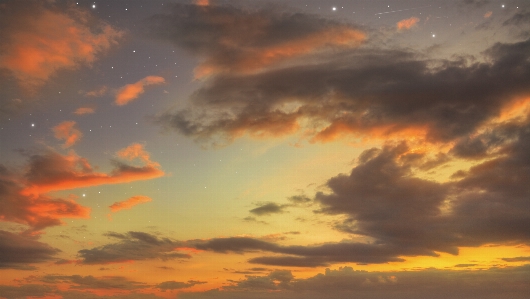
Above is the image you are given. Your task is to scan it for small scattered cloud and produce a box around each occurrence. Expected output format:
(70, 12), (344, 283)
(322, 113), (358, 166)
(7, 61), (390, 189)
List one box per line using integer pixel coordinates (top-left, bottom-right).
(249, 202), (287, 216)
(484, 11), (493, 18)
(397, 17), (419, 30)
(53, 121), (83, 147)
(109, 195), (152, 213)
(501, 256), (530, 262)
(157, 280), (206, 291)
(78, 231), (189, 264)
(73, 107), (95, 115)
(115, 76), (165, 106)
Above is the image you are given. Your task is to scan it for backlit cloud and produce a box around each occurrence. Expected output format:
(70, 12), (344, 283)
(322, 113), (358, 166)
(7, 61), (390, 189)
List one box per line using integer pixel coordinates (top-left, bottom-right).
(157, 38), (530, 146)
(0, 1), (123, 92)
(115, 76), (166, 106)
(148, 4), (365, 78)
(78, 231), (189, 264)
(22, 144), (164, 197)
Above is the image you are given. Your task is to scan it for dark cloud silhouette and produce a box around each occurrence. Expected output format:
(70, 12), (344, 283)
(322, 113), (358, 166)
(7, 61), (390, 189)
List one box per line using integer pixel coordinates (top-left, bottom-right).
(78, 231), (189, 264)
(249, 202), (287, 216)
(501, 256), (530, 262)
(41, 275), (148, 290)
(180, 265), (530, 299)
(0, 230), (59, 269)
(0, 284), (54, 299)
(157, 280), (206, 291)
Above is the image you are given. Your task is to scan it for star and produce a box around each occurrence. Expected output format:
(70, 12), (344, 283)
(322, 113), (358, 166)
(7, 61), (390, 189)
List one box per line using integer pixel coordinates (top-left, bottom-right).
(332, 7), (337, 11)
(92, 4), (96, 9)
(31, 123), (35, 127)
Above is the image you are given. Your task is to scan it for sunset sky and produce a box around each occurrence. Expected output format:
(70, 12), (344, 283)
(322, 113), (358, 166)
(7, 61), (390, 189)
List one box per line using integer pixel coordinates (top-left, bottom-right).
(1, 0), (530, 298)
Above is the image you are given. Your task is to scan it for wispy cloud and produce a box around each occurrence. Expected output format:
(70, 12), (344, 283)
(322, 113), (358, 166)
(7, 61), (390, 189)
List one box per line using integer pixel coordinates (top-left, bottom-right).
(115, 76), (165, 106)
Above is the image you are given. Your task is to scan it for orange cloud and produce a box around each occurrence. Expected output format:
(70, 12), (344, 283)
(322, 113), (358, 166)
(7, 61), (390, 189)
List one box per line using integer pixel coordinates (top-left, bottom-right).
(53, 121), (83, 147)
(84, 86), (108, 97)
(194, 0), (210, 6)
(0, 169), (90, 231)
(115, 76), (166, 106)
(73, 107), (95, 115)
(0, 2), (123, 92)
(21, 144), (164, 197)
(397, 17), (420, 30)
(194, 27), (366, 78)
(109, 195), (153, 213)
(484, 11), (493, 18)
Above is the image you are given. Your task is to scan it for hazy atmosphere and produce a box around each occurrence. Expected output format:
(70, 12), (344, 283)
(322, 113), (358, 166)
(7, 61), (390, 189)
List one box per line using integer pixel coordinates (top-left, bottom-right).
(1, 0), (530, 298)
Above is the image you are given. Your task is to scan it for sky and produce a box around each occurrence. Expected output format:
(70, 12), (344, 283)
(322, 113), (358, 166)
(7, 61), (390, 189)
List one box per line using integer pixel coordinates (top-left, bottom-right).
(1, 0), (530, 298)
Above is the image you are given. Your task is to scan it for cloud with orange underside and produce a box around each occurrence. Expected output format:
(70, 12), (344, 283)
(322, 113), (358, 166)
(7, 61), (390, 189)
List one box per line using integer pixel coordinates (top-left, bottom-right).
(195, 27), (366, 78)
(21, 143), (164, 197)
(0, 2), (123, 92)
(115, 76), (165, 106)
(397, 17), (420, 30)
(53, 121), (83, 147)
(109, 196), (152, 213)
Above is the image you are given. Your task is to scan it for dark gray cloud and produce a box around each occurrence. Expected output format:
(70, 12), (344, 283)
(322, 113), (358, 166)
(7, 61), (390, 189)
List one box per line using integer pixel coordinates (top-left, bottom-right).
(156, 36), (530, 146)
(147, 3), (365, 79)
(41, 275), (148, 290)
(0, 230), (59, 269)
(249, 202), (287, 216)
(180, 265), (530, 299)
(157, 280), (206, 291)
(0, 284), (54, 299)
(501, 256), (530, 262)
(195, 119), (530, 267)
(78, 231), (189, 264)
(193, 236), (434, 267)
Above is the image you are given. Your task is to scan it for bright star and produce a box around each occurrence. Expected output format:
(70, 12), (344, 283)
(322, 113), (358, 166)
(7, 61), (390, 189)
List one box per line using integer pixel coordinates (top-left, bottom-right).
(92, 4), (96, 9)
(332, 7), (337, 11)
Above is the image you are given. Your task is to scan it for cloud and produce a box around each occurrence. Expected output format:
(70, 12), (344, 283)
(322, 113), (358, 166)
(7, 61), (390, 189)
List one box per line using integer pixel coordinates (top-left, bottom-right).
(180, 265), (530, 299)
(109, 195), (152, 213)
(484, 11), (493, 18)
(115, 76), (165, 106)
(147, 3), (365, 79)
(197, 118), (530, 267)
(0, 230), (60, 269)
(73, 107), (95, 115)
(53, 121), (83, 147)
(503, 11), (530, 26)
(0, 284), (54, 299)
(41, 275), (148, 290)
(193, 236), (429, 267)
(397, 17), (419, 30)
(83, 86), (108, 97)
(156, 36), (530, 146)
(249, 202), (287, 216)
(157, 280), (206, 291)
(78, 231), (190, 264)
(0, 165), (90, 231)
(0, 1), (123, 92)
(21, 143), (164, 197)
(502, 256), (530, 262)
